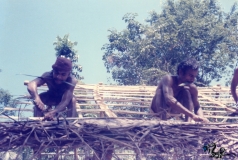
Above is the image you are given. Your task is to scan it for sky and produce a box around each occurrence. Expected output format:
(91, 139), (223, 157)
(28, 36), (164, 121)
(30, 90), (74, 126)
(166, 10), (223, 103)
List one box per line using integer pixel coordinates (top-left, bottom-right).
(0, 0), (238, 96)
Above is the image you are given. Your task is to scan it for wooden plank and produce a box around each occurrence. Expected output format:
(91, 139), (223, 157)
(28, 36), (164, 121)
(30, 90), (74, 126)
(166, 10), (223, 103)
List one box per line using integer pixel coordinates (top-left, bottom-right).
(103, 99), (151, 103)
(112, 110), (160, 115)
(103, 97), (153, 101)
(4, 107), (33, 112)
(204, 115), (238, 119)
(106, 104), (151, 107)
(16, 102), (33, 105)
(94, 83), (117, 117)
(77, 109), (106, 113)
(99, 93), (154, 97)
(202, 110), (233, 113)
(77, 104), (100, 106)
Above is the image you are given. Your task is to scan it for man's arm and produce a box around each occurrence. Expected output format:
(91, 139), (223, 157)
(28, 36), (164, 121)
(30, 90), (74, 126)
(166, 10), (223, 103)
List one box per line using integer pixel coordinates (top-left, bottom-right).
(231, 68), (238, 103)
(27, 77), (45, 99)
(191, 85), (204, 117)
(162, 76), (196, 118)
(27, 72), (47, 110)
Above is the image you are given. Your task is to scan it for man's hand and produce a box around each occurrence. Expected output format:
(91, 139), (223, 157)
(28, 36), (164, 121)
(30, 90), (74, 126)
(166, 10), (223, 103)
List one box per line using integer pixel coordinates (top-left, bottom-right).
(192, 115), (209, 123)
(225, 107), (236, 112)
(33, 97), (45, 111)
(43, 110), (57, 121)
(228, 108), (238, 117)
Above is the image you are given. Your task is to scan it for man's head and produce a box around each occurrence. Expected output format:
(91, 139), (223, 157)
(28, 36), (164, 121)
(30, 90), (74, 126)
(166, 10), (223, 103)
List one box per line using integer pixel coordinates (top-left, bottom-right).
(52, 57), (72, 84)
(177, 58), (199, 84)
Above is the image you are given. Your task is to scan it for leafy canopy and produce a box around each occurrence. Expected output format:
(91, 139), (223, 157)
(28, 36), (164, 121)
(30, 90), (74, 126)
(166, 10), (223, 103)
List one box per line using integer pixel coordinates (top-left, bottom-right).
(0, 88), (16, 116)
(53, 34), (84, 80)
(102, 0), (238, 86)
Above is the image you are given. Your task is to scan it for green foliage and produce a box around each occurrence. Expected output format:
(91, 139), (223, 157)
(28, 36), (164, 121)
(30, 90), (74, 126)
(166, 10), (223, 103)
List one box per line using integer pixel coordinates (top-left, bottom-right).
(53, 34), (83, 80)
(102, 0), (238, 86)
(0, 89), (12, 106)
(0, 69), (18, 116)
(0, 88), (16, 116)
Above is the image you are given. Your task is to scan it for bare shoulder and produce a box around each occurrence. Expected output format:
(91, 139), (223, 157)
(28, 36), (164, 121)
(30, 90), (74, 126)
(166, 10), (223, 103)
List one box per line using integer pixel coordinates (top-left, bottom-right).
(157, 75), (173, 89)
(38, 71), (53, 83)
(161, 75), (173, 84)
(234, 68), (238, 76)
(30, 72), (50, 82)
(188, 83), (198, 94)
(231, 68), (238, 85)
(69, 75), (78, 86)
(41, 71), (51, 78)
(28, 71), (51, 87)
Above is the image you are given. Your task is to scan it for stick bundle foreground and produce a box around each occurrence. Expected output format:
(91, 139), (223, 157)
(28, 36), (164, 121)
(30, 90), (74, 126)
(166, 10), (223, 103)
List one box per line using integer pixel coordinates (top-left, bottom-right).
(0, 118), (238, 159)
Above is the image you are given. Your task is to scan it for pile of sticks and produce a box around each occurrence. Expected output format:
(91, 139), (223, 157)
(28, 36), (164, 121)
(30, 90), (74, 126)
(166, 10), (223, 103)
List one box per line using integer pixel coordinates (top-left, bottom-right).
(0, 118), (238, 159)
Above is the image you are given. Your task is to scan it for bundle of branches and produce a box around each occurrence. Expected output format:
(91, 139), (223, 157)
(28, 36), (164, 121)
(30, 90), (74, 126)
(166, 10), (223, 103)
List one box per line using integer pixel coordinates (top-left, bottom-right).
(0, 118), (238, 159)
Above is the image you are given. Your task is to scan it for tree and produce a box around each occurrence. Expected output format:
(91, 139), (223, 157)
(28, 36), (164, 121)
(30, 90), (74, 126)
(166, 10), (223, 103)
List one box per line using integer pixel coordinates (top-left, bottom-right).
(0, 89), (12, 108)
(53, 34), (84, 81)
(102, 0), (238, 86)
(0, 88), (16, 116)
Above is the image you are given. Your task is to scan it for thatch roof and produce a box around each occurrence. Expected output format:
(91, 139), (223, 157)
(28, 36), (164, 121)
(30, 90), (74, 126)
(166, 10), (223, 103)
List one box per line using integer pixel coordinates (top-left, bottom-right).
(1, 83), (238, 159)
(0, 118), (238, 159)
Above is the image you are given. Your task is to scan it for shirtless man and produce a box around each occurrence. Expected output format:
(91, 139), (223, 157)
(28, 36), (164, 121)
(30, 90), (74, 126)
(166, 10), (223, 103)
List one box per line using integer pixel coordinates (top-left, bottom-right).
(27, 56), (78, 120)
(150, 58), (208, 122)
(231, 68), (238, 104)
(228, 68), (238, 116)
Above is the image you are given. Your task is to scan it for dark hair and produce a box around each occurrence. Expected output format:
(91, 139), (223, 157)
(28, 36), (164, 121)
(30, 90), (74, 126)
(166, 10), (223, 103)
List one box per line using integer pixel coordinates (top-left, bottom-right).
(177, 58), (199, 75)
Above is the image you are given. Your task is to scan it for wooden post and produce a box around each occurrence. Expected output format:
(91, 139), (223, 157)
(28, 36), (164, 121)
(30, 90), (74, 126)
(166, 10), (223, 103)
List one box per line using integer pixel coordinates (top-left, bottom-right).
(139, 84), (146, 118)
(76, 103), (83, 118)
(93, 83), (117, 117)
(74, 148), (79, 160)
(98, 83), (105, 118)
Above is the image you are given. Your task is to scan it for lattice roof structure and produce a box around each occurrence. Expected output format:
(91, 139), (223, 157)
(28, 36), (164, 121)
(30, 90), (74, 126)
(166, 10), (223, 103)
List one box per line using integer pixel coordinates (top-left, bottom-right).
(1, 82), (238, 160)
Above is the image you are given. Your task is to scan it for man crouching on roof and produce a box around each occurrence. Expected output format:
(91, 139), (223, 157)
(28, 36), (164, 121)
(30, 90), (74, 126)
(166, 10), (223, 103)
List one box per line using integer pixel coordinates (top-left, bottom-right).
(150, 58), (209, 122)
(27, 56), (78, 120)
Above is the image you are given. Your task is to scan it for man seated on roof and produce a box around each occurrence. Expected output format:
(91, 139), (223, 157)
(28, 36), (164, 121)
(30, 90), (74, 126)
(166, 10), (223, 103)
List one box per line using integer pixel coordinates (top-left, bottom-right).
(27, 56), (78, 120)
(228, 68), (238, 116)
(150, 58), (208, 122)
(231, 68), (238, 104)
